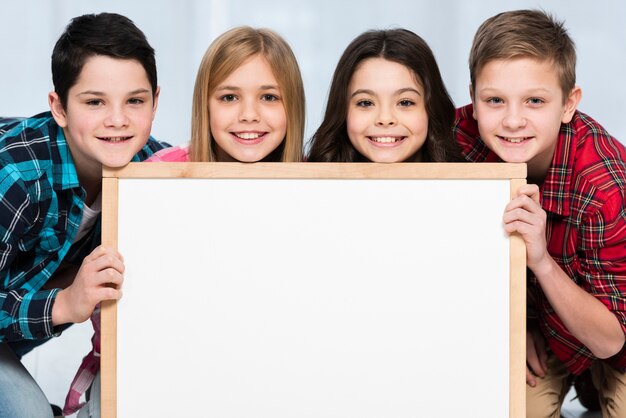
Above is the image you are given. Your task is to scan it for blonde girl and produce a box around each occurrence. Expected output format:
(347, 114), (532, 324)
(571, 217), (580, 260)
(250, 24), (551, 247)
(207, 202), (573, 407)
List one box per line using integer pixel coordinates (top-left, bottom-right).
(150, 26), (305, 162)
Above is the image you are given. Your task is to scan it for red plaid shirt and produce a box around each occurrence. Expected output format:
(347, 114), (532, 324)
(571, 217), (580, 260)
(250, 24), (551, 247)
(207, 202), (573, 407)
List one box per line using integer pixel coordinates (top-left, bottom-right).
(455, 104), (626, 374)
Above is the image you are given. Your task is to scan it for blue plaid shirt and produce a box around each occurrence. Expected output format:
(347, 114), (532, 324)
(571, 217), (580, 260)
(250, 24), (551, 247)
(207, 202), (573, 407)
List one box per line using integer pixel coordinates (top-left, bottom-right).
(0, 112), (168, 342)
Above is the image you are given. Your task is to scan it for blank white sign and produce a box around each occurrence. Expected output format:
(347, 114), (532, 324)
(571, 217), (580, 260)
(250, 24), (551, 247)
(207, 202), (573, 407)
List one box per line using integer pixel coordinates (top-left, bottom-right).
(111, 173), (516, 418)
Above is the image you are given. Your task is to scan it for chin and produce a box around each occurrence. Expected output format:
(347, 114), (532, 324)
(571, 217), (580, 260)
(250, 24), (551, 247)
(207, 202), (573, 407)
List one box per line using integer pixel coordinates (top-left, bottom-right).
(368, 154), (404, 163)
(495, 152), (529, 164)
(101, 155), (137, 168)
(235, 152), (269, 163)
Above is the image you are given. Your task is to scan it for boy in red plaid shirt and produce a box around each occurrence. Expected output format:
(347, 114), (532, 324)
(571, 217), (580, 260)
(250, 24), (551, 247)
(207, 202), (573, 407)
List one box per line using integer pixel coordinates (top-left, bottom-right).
(454, 9), (626, 418)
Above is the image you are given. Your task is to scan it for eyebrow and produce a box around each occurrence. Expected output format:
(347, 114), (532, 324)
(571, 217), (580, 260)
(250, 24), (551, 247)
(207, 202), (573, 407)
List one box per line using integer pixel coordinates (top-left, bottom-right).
(77, 88), (151, 97)
(478, 86), (552, 95)
(216, 85), (280, 91)
(350, 87), (422, 98)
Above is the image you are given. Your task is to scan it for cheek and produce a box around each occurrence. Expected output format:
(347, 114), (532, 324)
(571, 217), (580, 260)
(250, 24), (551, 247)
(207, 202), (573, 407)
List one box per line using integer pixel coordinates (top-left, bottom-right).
(66, 120), (90, 140)
(413, 113), (429, 135)
(209, 107), (229, 135)
(256, 106), (287, 146)
(475, 112), (496, 135)
(346, 109), (362, 140)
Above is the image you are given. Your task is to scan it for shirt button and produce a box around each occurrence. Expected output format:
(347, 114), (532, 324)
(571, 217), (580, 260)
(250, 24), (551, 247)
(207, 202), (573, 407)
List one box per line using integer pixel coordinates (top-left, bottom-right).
(71, 206), (81, 216)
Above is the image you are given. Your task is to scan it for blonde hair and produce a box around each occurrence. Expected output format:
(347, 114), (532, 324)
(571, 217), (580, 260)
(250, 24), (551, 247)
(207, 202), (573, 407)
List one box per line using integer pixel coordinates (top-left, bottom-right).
(469, 9), (576, 101)
(190, 26), (305, 162)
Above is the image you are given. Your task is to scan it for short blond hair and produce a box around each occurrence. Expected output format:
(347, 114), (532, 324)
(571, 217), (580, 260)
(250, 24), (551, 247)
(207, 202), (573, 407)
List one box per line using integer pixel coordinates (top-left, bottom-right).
(469, 9), (576, 100)
(190, 26), (305, 162)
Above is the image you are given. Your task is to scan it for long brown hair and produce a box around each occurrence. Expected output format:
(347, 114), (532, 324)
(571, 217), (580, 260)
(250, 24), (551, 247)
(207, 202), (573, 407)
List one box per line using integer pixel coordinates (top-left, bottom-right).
(307, 28), (461, 162)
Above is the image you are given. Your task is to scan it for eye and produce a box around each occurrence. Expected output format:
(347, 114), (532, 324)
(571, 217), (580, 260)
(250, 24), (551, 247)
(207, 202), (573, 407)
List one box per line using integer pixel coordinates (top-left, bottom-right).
(527, 97), (544, 106)
(486, 97), (504, 105)
(85, 99), (104, 106)
(128, 98), (145, 105)
(398, 99), (415, 107)
(219, 94), (237, 102)
(261, 94), (280, 102)
(356, 99), (374, 107)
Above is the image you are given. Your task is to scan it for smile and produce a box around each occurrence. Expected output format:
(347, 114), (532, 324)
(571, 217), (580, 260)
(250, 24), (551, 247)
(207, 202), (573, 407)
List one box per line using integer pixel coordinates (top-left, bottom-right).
(498, 136), (532, 143)
(233, 132), (266, 140)
(98, 136), (132, 142)
(368, 136), (405, 144)
(231, 131), (268, 145)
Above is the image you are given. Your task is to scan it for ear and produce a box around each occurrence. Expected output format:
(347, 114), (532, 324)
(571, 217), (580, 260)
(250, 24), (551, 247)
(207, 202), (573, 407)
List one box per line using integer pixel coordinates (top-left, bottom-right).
(151, 86), (160, 120)
(561, 86), (582, 124)
(48, 92), (68, 128)
(469, 84), (477, 120)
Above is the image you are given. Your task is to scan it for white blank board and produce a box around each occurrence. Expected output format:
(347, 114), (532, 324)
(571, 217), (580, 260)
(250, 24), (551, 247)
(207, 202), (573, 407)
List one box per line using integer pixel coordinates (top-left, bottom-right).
(106, 165), (522, 418)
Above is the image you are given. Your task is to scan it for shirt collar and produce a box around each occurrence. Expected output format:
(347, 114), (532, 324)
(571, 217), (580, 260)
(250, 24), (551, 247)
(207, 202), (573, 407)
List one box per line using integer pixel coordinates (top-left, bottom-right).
(48, 116), (81, 191)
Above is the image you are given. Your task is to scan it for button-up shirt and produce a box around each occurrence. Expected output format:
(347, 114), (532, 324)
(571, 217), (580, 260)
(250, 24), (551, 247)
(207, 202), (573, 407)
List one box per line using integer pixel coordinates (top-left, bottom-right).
(0, 112), (168, 342)
(454, 104), (626, 374)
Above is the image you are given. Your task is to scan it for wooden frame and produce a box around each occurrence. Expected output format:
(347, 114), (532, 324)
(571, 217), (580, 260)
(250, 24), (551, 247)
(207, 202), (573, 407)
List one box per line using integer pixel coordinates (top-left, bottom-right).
(102, 162), (526, 417)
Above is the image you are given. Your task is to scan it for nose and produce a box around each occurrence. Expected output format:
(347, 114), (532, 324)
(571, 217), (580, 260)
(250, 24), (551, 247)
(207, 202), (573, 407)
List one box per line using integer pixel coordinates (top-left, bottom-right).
(375, 105), (396, 127)
(502, 105), (527, 129)
(239, 98), (260, 122)
(104, 105), (129, 128)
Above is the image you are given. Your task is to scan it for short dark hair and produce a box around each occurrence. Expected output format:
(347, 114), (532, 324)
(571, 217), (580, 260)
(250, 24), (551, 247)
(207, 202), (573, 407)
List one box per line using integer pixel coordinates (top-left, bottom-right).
(51, 12), (157, 107)
(307, 28), (461, 162)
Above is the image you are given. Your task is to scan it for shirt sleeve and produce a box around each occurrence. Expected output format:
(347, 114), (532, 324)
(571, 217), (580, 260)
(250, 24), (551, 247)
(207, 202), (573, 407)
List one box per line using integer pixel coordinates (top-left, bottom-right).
(0, 163), (59, 342)
(579, 189), (626, 335)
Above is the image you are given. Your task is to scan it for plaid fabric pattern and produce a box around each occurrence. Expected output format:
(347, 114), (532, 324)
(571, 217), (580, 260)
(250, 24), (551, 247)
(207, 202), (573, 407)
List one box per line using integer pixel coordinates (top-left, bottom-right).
(0, 112), (168, 343)
(454, 104), (626, 374)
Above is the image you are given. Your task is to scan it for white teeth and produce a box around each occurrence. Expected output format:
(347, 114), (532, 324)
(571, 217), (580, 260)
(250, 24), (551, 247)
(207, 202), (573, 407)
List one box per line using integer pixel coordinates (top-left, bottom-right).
(236, 132), (262, 140)
(370, 136), (401, 143)
(100, 136), (130, 142)
(502, 137), (528, 143)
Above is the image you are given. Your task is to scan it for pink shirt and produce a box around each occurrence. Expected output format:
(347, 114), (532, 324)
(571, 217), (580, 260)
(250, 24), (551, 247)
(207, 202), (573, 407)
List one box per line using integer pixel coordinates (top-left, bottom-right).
(145, 144), (191, 162)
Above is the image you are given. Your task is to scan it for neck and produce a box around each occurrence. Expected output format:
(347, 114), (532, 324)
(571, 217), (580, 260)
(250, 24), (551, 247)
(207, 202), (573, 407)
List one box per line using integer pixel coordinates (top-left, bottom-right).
(72, 159), (102, 206)
(79, 171), (102, 207)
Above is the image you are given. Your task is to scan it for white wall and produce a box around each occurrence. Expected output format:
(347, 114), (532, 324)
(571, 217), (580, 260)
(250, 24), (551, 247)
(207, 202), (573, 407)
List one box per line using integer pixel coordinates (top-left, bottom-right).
(1, 0), (625, 148)
(2, 0), (624, 414)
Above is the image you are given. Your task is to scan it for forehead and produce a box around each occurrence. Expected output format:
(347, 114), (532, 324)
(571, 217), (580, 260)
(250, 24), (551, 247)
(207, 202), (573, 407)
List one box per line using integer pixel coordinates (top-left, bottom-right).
(72, 55), (151, 92)
(350, 58), (421, 90)
(475, 57), (561, 91)
(222, 54), (278, 84)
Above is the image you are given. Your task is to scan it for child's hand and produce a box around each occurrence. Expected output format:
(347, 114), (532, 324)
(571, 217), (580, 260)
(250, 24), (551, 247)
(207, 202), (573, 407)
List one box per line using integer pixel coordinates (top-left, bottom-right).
(526, 327), (549, 387)
(51, 246), (124, 325)
(503, 184), (551, 272)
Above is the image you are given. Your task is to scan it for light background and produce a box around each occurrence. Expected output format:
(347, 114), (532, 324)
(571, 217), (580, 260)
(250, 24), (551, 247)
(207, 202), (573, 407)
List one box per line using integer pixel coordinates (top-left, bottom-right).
(1, 0), (624, 148)
(2, 1), (617, 417)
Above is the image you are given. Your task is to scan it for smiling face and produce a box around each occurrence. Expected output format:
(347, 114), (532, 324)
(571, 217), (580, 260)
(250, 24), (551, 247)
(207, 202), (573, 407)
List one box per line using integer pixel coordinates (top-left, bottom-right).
(472, 57), (580, 180)
(346, 58), (428, 163)
(49, 55), (158, 186)
(209, 54), (287, 162)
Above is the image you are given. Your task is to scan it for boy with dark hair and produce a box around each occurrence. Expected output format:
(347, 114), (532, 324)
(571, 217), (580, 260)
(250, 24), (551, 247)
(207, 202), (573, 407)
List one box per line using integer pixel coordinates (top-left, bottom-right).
(0, 12), (168, 418)
(454, 9), (626, 417)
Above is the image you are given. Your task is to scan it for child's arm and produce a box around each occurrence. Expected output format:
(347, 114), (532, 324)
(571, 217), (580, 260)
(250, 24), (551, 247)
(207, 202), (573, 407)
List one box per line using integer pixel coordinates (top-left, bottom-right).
(0, 163), (123, 340)
(0, 170), (59, 342)
(51, 246), (124, 325)
(504, 184), (625, 359)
